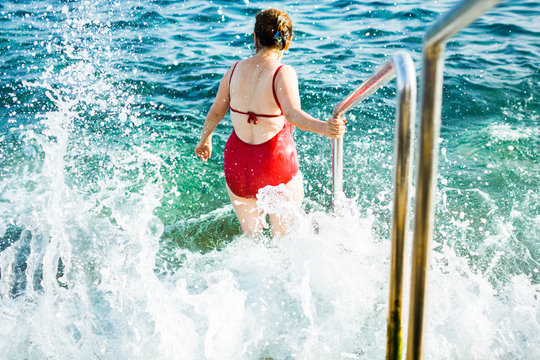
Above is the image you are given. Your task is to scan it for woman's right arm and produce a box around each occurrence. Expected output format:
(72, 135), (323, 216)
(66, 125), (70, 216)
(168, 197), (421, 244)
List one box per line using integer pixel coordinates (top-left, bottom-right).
(275, 65), (346, 139)
(195, 69), (232, 161)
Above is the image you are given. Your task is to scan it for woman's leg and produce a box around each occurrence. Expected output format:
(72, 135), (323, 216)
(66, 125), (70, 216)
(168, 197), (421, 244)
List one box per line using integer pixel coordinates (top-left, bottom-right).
(269, 172), (304, 237)
(226, 172), (304, 236)
(226, 184), (265, 235)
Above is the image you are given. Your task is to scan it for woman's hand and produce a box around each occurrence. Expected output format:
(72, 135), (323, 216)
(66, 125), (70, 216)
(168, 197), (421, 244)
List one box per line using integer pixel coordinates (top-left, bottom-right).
(195, 140), (212, 161)
(324, 114), (347, 139)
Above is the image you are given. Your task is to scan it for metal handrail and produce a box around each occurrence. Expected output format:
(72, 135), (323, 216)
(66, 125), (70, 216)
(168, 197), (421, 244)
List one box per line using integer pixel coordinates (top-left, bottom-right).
(385, 54), (416, 360)
(332, 60), (395, 211)
(331, 51), (417, 360)
(332, 52), (415, 209)
(406, 1), (501, 359)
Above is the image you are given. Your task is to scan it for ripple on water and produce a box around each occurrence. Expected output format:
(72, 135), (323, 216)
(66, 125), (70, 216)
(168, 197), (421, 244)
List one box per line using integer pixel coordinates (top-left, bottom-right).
(0, 0), (539, 358)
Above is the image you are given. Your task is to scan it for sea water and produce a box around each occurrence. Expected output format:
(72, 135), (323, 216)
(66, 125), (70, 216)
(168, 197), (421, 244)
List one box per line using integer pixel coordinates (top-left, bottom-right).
(0, 0), (538, 359)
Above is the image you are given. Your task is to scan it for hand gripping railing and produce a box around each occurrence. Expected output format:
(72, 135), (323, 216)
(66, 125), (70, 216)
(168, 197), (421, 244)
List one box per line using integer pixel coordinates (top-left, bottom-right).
(332, 51), (416, 360)
(406, 1), (500, 359)
(332, 51), (416, 210)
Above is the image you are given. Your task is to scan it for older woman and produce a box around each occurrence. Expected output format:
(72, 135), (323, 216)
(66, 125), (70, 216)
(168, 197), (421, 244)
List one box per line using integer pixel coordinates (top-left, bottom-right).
(195, 8), (346, 236)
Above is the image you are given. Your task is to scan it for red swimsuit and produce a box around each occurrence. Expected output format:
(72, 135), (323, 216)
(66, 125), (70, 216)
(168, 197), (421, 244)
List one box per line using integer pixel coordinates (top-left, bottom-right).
(224, 62), (299, 198)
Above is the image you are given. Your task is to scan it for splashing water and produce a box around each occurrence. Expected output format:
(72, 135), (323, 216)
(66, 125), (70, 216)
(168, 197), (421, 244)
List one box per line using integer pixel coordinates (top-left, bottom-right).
(1, 0), (538, 359)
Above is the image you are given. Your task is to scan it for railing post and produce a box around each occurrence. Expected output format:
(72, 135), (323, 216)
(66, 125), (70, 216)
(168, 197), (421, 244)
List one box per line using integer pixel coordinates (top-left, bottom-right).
(332, 137), (344, 213)
(332, 60), (396, 212)
(329, 52), (417, 359)
(406, 1), (501, 359)
(386, 52), (416, 360)
(406, 41), (445, 360)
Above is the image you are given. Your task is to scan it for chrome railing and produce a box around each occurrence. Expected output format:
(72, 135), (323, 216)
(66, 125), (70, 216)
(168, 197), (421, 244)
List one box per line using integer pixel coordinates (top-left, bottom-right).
(331, 51), (417, 360)
(332, 52), (416, 211)
(406, 1), (501, 359)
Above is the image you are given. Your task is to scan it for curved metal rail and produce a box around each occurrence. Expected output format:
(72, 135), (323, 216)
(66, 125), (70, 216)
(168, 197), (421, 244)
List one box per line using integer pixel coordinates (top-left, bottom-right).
(332, 52), (416, 210)
(406, 1), (501, 359)
(331, 51), (417, 360)
(332, 60), (395, 209)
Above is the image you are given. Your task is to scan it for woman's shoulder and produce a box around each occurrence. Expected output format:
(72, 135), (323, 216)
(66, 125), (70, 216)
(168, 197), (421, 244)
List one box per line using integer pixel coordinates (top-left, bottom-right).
(275, 63), (298, 84)
(233, 57), (253, 68)
(223, 58), (250, 78)
(221, 60), (242, 81)
(228, 60), (242, 72)
(277, 63), (295, 73)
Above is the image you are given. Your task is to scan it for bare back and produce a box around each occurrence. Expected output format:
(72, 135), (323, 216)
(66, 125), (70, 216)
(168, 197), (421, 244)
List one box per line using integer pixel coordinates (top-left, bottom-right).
(229, 57), (286, 145)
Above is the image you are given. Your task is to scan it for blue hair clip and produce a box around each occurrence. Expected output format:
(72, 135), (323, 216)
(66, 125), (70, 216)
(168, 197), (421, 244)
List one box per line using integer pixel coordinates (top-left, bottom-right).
(274, 31), (281, 40)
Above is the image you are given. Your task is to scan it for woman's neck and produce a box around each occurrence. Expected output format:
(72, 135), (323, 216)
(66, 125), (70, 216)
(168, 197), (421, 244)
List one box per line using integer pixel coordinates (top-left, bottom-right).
(255, 46), (282, 61)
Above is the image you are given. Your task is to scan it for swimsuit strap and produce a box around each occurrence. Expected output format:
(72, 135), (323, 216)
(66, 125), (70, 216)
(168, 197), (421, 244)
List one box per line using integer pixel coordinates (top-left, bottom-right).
(272, 65), (284, 113)
(229, 63), (285, 125)
(230, 108), (283, 125)
(228, 61), (240, 99)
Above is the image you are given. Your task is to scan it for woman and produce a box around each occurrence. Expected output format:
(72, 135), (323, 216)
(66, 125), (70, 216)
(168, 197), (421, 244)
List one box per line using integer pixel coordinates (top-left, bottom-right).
(195, 8), (346, 236)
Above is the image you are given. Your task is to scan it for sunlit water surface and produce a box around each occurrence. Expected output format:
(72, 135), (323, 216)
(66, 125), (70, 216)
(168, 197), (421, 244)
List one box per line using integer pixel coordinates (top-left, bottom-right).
(0, 0), (538, 359)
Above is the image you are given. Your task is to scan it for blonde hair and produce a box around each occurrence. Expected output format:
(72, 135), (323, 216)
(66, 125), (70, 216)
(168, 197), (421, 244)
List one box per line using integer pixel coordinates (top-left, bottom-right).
(254, 8), (293, 50)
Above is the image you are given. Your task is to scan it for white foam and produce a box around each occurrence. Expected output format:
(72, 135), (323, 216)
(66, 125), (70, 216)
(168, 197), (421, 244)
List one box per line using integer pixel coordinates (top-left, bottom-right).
(1, 2), (538, 359)
(2, 135), (539, 359)
(487, 122), (538, 141)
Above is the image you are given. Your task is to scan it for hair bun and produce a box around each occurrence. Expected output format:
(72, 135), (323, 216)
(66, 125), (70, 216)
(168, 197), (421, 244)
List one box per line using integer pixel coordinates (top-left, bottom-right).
(254, 9), (293, 50)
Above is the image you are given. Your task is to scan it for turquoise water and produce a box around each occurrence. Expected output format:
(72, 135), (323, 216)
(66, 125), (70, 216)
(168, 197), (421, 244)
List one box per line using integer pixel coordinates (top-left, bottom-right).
(0, 0), (538, 358)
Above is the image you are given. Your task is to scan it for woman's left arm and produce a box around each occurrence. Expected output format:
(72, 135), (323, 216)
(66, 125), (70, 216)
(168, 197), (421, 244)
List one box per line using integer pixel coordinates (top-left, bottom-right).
(276, 65), (345, 138)
(195, 69), (231, 161)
